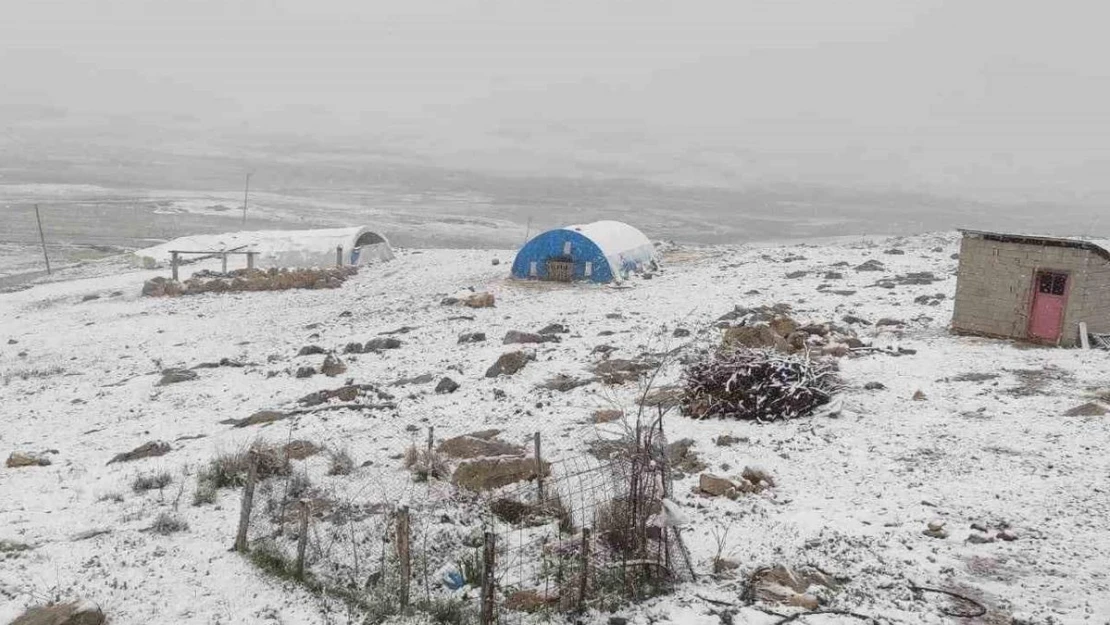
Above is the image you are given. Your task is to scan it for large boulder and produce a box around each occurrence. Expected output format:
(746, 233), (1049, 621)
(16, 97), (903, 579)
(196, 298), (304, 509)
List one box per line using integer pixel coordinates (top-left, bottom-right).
(452, 457), (550, 491)
(10, 601), (105, 625)
(485, 351), (534, 377)
(141, 277), (184, 298)
(438, 432), (525, 459)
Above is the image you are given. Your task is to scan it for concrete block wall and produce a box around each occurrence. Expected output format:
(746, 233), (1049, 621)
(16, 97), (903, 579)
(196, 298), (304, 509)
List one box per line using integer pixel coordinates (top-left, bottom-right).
(952, 235), (1110, 345)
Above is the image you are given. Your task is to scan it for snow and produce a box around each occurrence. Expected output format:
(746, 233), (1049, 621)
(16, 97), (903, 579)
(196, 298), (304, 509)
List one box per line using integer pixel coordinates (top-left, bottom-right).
(2, 232), (1109, 624)
(135, 227), (394, 269)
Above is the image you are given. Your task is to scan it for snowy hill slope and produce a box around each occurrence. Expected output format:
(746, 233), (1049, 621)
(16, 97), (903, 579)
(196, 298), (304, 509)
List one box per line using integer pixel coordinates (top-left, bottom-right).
(1, 234), (1108, 624)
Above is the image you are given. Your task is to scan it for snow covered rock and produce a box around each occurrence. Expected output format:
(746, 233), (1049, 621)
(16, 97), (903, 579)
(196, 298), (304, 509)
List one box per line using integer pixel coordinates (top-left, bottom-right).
(438, 431), (523, 459)
(6, 451), (53, 468)
(107, 441), (171, 465)
(9, 600), (105, 625)
(157, 368), (197, 386)
(485, 351), (533, 377)
(463, 292), (495, 308)
(452, 456), (549, 491)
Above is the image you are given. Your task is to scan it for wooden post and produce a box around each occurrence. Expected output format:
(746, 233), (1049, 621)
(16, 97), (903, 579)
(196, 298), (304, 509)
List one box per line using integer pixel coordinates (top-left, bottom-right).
(242, 173), (251, 225)
(426, 426), (434, 455)
(396, 506), (411, 611)
(533, 432), (544, 503)
(336, 245), (344, 267)
(234, 453), (258, 553)
(247, 251), (256, 270)
(171, 252), (179, 281)
(295, 500), (309, 580)
(480, 532), (496, 625)
(578, 528), (591, 612)
(34, 205), (51, 275)
(221, 252), (228, 274)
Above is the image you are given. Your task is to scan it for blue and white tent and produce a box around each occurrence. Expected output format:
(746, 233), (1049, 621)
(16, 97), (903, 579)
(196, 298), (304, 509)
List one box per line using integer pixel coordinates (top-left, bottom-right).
(511, 220), (657, 283)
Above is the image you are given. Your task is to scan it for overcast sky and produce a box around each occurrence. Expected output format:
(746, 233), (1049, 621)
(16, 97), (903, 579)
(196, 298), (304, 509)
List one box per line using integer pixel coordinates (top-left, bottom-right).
(5, 0), (1110, 201)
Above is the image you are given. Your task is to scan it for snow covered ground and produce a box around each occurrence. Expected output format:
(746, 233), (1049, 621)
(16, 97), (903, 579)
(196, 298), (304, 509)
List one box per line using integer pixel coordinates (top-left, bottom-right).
(1, 233), (1108, 624)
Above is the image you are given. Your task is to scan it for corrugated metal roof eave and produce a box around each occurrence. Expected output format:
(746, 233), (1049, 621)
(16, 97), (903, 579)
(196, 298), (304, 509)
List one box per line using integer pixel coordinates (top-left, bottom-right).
(959, 229), (1110, 262)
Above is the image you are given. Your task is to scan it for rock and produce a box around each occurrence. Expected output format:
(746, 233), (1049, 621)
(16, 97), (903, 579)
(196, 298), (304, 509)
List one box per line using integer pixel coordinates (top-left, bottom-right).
(785, 270), (807, 279)
(1063, 402), (1107, 417)
(822, 343), (850, 358)
(540, 374), (592, 392)
(298, 345), (327, 356)
(927, 520), (945, 532)
(875, 318), (905, 327)
(157, 368), (198, 386)
(723, 325), (789, 352)
(912, 390), (927, 401)
(485, 351), (534, 377)
(6, 451), (53, 468)
(998, 529), (1019, 542)
(714, 434), (742, 447)
(365, 337), (402, 351)
(283, 440), (321, 460)
(440, 297), (460, 306)
(844, 337), (866, 348)
(491, 258), (501, 266)
(234, 410), (287, 428)
(641, 386), (684, 409)
(863, 381), (886, 391)
(464, 292), (495, 308)
(698, 473), (741, 498)
(392, 373), (436, 387)
(295, 366), (316, 379)
(537, 323), (569, 335)
(884, 248), (905, 255)
(435, 377), (460, 394)
(81, 293), (100, 302)
(823, 271), (844, 280)
(751, 565), (832, 610)
(10, 601), (106, 625)
(966, 533), (995, 544)
(342, 342), (364, 354)
(924, 520), (949, 539)
(672, 327), (692, 338)
(593, 358), (655, 384)
(608, 618), (629, 625)
(458, 332), (487, 344)
(320, 354), (347, 377)
(141, 277), (184, 297)
(769, 316), (799, 338)
(452, 456), (549, 491)
(592, 409), (624, 424)
(841, 314), (871, 326)
(854, 259), (886, 272)
(438, 433), (524, 459)
(742, 465), (776, 488)
(107, 441), (171, 465)
(503, 330), (554, 345)
(667, 439), (707, 474)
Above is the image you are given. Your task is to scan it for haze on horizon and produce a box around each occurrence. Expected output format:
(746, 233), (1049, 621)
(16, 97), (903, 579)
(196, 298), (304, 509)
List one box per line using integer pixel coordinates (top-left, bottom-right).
(4, 0), (1110, 207)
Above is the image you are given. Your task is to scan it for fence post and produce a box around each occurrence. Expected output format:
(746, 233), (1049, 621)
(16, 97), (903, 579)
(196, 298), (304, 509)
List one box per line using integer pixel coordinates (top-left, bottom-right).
(171, 251), (179, 281)
(578, 528), (591, 612)
(534, 432), (544, 503)
(480, 532), (497, 625)
(427, 426), (434, 455)
(247, 251), (256, 270)
(397, 505), (411, 611)
(336, 245), (344, 267)
(221, 252), (228, 274)
(295, 500), (310, 580)
(234, 452), (258, 553)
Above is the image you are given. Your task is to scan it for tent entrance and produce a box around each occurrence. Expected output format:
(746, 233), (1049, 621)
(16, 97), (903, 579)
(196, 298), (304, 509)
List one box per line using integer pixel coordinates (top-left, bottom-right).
(547, 258), (574, 282)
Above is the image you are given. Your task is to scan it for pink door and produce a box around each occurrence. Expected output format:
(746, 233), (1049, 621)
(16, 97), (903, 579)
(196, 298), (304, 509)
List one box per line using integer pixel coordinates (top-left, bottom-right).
(1028, 271), (1068, 342)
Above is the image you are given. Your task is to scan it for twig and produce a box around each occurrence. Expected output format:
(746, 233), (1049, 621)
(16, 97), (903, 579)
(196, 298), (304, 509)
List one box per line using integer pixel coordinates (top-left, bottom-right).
(909, 584), (988, 618)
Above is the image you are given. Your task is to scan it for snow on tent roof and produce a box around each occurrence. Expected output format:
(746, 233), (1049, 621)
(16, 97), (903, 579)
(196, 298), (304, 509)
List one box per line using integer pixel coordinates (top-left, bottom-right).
(136, 227), (393, 267)
(562, 220), (653, 257)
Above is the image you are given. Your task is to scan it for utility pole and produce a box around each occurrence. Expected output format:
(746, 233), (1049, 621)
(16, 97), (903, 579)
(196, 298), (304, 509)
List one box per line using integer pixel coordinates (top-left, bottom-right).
(242, 173), (252, 226)
(34, 204), (51, 275)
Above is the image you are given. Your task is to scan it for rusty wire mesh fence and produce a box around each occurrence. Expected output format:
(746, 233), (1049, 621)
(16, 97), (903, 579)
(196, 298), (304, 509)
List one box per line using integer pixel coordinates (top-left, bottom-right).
(232, 418), (691, 624)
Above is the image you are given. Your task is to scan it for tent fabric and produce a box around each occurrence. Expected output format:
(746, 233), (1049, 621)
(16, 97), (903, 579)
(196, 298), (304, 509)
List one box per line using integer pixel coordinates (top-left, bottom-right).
(511, 220), (656, 283)
(137, 227), (394, 268)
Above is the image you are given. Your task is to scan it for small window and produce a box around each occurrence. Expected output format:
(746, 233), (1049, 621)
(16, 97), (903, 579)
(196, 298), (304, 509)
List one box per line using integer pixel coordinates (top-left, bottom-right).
(563, 241), (572, 255)
(584, 262), (592, 277)
(1038, 272), (1067, 296)
(530, 261), (538, 277)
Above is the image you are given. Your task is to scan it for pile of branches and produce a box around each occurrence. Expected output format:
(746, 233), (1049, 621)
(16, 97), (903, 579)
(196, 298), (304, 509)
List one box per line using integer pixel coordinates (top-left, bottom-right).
(682, 348), (840, 421)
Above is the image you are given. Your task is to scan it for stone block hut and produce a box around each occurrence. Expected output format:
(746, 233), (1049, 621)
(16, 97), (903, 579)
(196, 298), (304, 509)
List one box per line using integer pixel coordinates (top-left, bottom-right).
(952, 229), (1110, 346)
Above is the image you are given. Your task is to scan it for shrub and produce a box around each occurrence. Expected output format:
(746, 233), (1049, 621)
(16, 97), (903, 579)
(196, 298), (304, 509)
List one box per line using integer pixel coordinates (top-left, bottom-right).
(192, 480), (218, 506)
(403, 445), (449, 482)
(150, 512), (188, 535)
(197, 442), (291, 491)
(327, 449), (355, 476)
(132, 471), (172, 493)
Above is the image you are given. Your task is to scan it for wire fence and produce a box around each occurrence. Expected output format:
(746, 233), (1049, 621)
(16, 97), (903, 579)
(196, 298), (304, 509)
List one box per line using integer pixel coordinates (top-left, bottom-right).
(232, 418), (692, 624)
